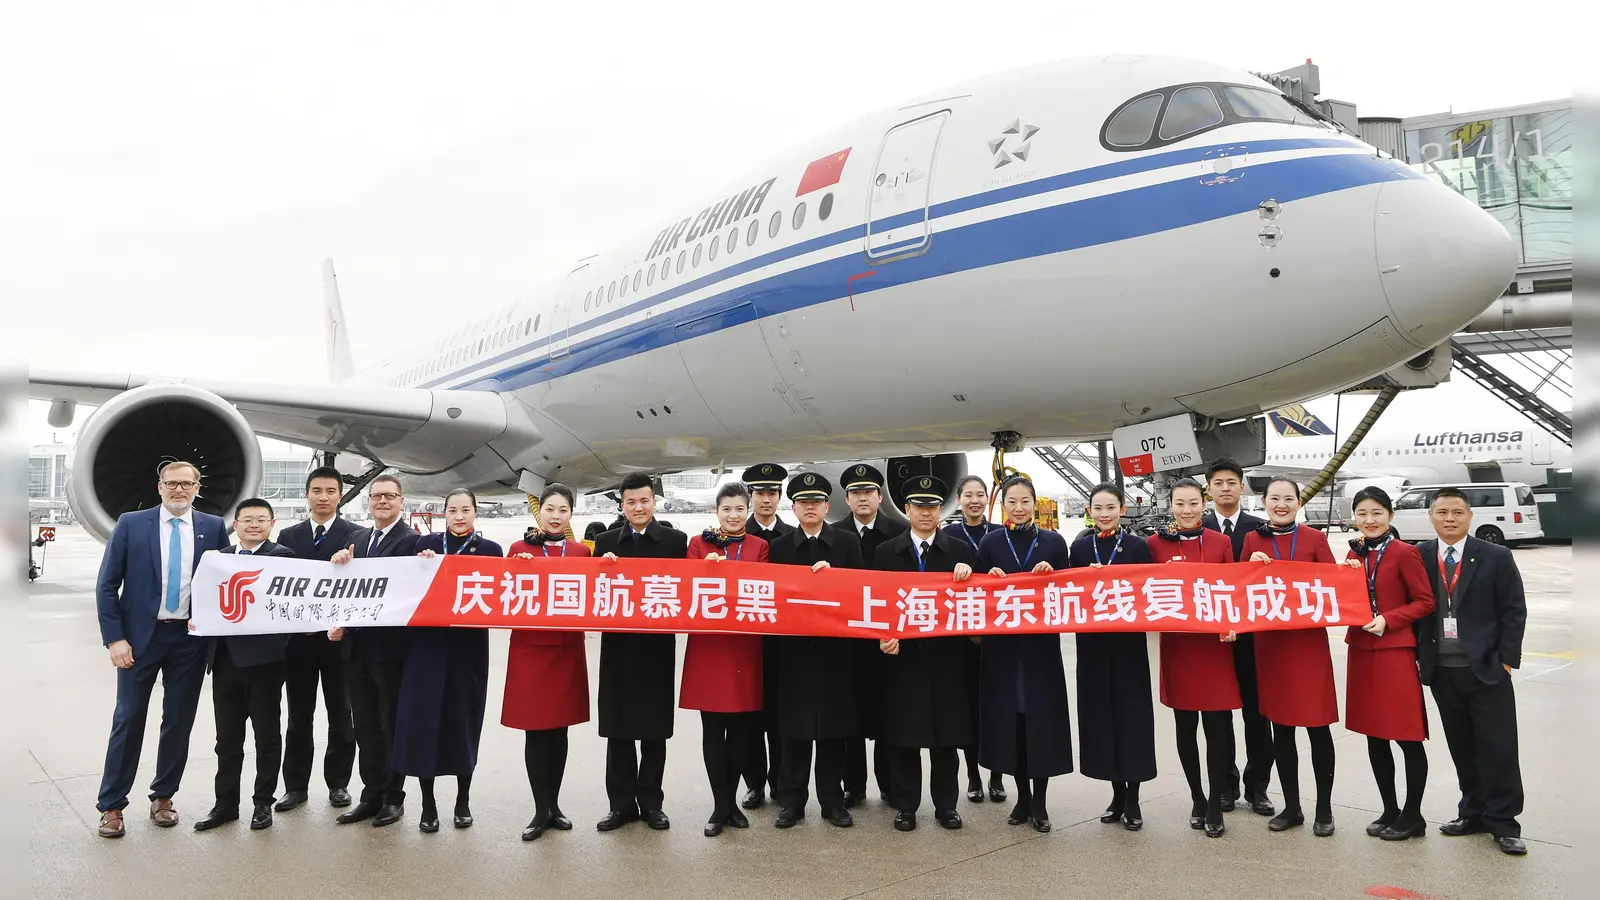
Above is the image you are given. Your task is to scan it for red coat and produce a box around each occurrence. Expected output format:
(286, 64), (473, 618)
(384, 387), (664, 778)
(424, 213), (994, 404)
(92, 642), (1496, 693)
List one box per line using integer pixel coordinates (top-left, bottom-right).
(1343, 539), (1434, 740)
(1148, 531), (1241, 711)
(679, 534), (768, 713)
(500, 537), (591, 731)
(1240, 525), (1339, 727)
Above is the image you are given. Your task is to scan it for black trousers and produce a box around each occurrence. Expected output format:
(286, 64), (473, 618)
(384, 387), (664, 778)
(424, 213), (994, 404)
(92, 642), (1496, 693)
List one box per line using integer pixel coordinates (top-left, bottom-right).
(211, 648), (285, 812)
(776, 737), (846, 813)
(346, 656), (406, 806)
(887, 746), (959, 813)
(702, 712), (756, 819)
(844, 736), (890, 794)
(1431, 665), (1523, 837)
(281, 633), (355, 793)
(605, 738), (667, 814)
(1229, 633), (1274, 797)
(96, 621), (207, 812)
(742, 728), (781, 795)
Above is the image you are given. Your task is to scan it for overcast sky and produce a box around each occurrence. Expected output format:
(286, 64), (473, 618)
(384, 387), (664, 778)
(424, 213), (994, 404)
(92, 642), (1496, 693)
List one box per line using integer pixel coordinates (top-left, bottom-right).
(10, 1), (1576, 475)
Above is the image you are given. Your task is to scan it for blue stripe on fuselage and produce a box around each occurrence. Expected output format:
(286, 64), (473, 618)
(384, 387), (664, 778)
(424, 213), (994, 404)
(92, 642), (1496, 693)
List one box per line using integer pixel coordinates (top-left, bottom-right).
(427, 140), (1407, 392)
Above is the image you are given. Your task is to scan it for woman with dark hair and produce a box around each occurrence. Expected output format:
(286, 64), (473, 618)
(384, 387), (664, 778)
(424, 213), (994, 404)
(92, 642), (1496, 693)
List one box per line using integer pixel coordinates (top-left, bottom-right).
(681, 482), (769, 837)
(974, 476), (1072, 832)
(1341, 486), (1435, 841)
(1242, 478), (1339, 836)
(503, 484), (591, 841)
(1069, 482), (1156, 831)
(941, 474), (1006, 804)
(395, 488), (500, 833)
(1146, 479), (1238, 837)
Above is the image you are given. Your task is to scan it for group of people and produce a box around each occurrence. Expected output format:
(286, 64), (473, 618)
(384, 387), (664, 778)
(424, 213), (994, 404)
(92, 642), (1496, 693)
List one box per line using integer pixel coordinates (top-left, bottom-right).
(90, 456), (1529, 856)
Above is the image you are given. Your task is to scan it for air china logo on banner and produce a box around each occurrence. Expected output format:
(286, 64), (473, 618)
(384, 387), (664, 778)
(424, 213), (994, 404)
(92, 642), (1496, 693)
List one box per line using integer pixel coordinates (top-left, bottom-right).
(219, 570), (264, 623)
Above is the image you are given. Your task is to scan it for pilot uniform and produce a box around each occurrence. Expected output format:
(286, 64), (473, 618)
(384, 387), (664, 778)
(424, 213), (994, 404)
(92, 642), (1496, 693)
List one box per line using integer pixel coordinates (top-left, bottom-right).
(741, 463), (792, 807)
(841, 463), (905, 806)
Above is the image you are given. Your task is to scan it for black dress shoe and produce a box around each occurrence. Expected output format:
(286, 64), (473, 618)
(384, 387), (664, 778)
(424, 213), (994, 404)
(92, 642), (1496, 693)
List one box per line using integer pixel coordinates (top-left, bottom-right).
(728, 809), (749, 829)
(1440, 817), (1487, 836)
(548, 811), (573, 831)
(1123, 812), (1143, 832)
(1219, 794), (1237, 813)
(704, 820), (725, 837)
(823, 806), (853, 828)
(1205, 821), (1226, 838)
(336, 801), (379, 824)
(274, 791), (308, 813)
(936, 809), (962, 829)
(328, 788), (353, 808)
(774, 806), (802, 828)
(1497, 835), (1528, 855)
(373, 804), (404, 827)
(1189, 816), (1205, 830)
(642, 809), (671, 830)
(1100, 805), (1122, 824)
(1008, 805), (1031, 826)
(967, 788), (984, 803)
(1246, 793), (1276, 816)
(454, 811), (473, 829)
(194, 809), (238, 831)
(1379, 819), (1426, 841)
(1031, 816), (1051, 833)
(1313, 818), (1335, 837)
(250, 804), (273, 830)
(742, 789), (767, 810)
(988, 785), (1007, 803)
(1268, 811), (1305, 832)
(1367, 811), (1399, 837)
(893, 810), (916, 832)
(597, 810), (638, 831)
(419, 807), (440, 833)
(842, 791), (861, 809)
(522, 818), (546, 841)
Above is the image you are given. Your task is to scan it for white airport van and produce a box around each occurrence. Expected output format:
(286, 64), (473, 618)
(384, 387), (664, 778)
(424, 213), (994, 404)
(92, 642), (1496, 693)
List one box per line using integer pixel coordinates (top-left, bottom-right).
(1390, 483), (1543, 545)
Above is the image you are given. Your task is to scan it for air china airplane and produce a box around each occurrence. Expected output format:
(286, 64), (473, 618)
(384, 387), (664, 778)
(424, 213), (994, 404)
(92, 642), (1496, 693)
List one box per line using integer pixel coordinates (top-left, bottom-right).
(1258, 405), (1570, 492)
(31, 54), (1517, 543)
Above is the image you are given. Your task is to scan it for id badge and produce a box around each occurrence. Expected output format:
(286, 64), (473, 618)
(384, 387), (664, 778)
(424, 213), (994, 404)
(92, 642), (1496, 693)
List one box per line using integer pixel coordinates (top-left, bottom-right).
(1443, 616), (1459, 640)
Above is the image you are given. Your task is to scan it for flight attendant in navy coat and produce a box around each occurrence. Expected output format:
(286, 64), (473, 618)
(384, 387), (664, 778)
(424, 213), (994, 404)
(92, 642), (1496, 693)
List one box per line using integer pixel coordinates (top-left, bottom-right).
(394, 488), (499, 834)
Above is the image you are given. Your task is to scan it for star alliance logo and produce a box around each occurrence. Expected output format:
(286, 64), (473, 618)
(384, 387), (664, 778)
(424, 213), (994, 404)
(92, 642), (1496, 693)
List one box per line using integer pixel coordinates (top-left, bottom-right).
(988, 119), (1040, 168)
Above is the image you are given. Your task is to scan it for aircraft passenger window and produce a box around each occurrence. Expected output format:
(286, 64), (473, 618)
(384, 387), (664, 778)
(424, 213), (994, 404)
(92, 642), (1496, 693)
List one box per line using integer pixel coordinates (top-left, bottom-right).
(647, 266), (654, 286)
(727, 229), (737, 254)
(633, 270), (641, 291)
(693, 243), (703, 267)
(1105, 93), (1162, 147)
(609, 281), (616, 302)
(747, 219), (759, 246)
(677, 250), (687, 274)
(1159, 86), (1224, 140)
(1223, 86), (1300, 123)
(534, 314), (541, 331)
(769, 211), (782, 238)
(661, 258), (671, 281)
(708, 237), (719, 262)
(819, 192), (834, 220)
(619, 276), (628, 299)
(584, 296), (590, 310)
(792, 202), (806, 230)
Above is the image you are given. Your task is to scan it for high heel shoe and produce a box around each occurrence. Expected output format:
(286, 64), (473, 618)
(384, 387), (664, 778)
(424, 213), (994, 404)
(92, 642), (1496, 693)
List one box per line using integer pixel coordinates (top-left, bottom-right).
(419, 807), (440, 833)
(1378, 818), (1426, 841)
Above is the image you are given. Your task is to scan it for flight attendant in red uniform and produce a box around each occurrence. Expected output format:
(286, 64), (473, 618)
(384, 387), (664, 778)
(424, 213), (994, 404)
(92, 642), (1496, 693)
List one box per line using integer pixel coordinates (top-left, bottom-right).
(1341, 486), (1435, 841)
(1242, 478), (1339, 837)
(502, 484), (591, 842)
(681, 482), (769, 837)
(1146, 479), (1238, 838)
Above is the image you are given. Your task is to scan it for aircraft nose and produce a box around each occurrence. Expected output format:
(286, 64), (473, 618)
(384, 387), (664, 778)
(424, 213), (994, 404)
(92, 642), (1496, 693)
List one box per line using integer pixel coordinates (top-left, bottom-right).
(1375, 177), (1518, 349)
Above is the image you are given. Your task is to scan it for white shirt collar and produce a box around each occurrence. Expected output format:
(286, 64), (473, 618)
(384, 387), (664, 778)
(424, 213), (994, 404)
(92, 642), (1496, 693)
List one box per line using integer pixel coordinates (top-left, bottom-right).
(1213, 507), (1239, 526)
(753, 514), (778, 529)
(237, 540), (266, 553)
(800, 525), (826, 539)
(910, 529), (938, 546)
(371, 520), (395, 539)
(1439, 536), (1469, 559)
(855, 516), (877, 534)
(162, 506), (194, 528)
(309, 512), (338, 529)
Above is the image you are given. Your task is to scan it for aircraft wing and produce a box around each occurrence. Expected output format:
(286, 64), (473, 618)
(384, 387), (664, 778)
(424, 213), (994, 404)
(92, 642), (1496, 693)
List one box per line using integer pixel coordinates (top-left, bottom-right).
(28, 368), (517, 472)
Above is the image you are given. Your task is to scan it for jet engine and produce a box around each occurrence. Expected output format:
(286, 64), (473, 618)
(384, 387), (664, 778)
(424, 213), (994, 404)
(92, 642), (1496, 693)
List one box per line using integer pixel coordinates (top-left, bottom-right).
(67, 384), (262, 543)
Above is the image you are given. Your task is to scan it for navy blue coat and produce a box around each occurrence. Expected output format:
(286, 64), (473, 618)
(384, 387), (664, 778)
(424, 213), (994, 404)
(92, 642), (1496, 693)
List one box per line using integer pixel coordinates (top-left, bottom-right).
(974, 526), (1074, 777)
(392, 531), (498, 777)
(96, 506), (229, 657)
(1067, 531), (1157, 783)
(210, 541), (295, 669)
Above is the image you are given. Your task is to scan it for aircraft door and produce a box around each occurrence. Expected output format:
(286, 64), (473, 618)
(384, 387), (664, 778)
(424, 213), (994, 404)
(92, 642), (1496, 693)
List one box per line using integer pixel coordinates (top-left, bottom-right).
(549, 262), (589, 359)
(1531, 430), (1553, 466)
(865, 111), (949, 261)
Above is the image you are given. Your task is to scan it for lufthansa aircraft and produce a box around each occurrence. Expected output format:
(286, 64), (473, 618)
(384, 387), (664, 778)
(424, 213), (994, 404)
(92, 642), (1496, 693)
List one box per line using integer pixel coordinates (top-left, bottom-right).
(30, 55), (1516, 542)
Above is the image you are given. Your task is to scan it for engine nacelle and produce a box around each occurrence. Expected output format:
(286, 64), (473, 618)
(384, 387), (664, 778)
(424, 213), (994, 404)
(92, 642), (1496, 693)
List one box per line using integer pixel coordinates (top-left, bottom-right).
(68, 384), (262, 543)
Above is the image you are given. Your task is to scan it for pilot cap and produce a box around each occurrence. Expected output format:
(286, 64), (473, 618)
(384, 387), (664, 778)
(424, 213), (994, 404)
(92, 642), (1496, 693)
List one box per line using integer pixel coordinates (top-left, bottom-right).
(742, 463), (787, 491)
(842, 463), (885, 492)
(787, 472), (832, 502)
(903, 475), (948, 507)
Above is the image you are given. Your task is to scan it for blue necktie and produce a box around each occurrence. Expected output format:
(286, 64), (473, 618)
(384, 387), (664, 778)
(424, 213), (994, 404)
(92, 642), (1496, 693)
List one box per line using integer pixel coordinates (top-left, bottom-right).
(368, 528), (383, 556)
(165, 518), (183, 612)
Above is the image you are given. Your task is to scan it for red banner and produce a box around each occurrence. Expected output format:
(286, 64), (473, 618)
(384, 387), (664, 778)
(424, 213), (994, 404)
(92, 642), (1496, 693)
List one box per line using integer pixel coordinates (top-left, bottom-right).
(419, 557), (1363, 638)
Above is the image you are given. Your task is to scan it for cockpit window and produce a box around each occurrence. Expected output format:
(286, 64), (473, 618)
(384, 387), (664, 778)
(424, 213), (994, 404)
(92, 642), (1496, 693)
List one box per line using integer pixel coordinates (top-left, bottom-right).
(1158, 86), (1223, 140)
(1105, 93), (1162, 147)
(1223, 86), (1299, 122)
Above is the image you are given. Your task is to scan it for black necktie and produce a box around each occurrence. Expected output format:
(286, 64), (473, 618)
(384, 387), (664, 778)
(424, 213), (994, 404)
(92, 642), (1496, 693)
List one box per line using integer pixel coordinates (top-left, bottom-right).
(313, 524), (326, 546)
(1223, 518), (1234, 536)
(368, 529), (382, 556)
(632, 531), (643, 549)
(919, 540), (930, 561)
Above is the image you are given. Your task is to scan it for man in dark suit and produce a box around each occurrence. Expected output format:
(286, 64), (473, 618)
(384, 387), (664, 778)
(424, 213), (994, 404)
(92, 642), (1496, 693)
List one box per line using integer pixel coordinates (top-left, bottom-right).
(593, 473), (690, 832)
(840, 463), (906, 806)
(874, 476), (976, 832)
(195, 499), (296, 832)
(1201, 457), (1274, 817)
(1416, 487), (1528, 855)
(272, 465), (359, 813)
(768, 472), (865, 829)
(93, 460), (229, 838)
(327, 474), (418, 828)
(740, 462), (793, 809)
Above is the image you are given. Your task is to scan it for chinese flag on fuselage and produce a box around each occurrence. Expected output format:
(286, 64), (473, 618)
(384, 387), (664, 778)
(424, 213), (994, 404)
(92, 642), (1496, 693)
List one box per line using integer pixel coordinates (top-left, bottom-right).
(796, 148), (851, 196)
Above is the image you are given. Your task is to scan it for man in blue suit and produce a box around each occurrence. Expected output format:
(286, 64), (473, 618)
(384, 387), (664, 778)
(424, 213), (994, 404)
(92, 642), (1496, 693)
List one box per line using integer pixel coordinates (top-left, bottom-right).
(94, 460), (230, 838)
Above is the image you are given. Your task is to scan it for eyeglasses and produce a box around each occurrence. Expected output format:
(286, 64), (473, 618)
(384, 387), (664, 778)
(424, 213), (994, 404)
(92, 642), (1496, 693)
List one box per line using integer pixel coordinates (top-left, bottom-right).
(162, 481), (199, 490)
(370, 492), (402, 501)
(235, 518), (273, 526)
